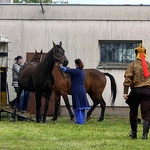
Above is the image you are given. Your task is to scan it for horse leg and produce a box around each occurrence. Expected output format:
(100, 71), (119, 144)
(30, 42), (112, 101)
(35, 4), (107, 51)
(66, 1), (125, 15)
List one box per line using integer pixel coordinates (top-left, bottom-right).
(62, 94), (74, 122)
(51, 93), (61, 122)
(42, 89), (52, 123)
(86, 100), (99, 121)
(35, 92), (42, 123)
(98, 97), (106, 122)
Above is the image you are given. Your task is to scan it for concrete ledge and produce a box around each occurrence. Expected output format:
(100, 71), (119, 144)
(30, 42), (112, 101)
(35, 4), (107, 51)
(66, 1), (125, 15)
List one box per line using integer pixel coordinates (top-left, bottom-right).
(60, 106), (129, 117)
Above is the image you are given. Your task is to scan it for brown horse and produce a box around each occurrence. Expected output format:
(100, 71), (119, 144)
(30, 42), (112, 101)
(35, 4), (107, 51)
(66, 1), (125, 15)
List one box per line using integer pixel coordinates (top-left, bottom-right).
(25, 51), (117, 122)
(30, 49), (44, 63)
(9, 50), (44, 108)
(51, 63), (117, 122)
(10, 41), (68, 123)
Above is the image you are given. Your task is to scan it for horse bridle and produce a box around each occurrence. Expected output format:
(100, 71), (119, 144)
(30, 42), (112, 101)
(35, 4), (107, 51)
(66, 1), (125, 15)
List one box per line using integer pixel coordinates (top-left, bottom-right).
(57, 64), (70, 78)
(39, 53), (43, 62)
(57, 55), (67, 63)
(53, 47), (67, 63)
(53, 46), (70, 78)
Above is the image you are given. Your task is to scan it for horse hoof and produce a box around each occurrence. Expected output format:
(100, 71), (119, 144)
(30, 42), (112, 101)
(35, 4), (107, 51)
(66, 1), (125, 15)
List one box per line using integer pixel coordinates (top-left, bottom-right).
(70, 119), (75, 123)
(98, 118), (104, 122)
(36, 120), (40, 123)
(42, 119), (46, 123)
(86, 116), (91, 121)
(9, 118), (16, 122)
(51, 118), (56, 122)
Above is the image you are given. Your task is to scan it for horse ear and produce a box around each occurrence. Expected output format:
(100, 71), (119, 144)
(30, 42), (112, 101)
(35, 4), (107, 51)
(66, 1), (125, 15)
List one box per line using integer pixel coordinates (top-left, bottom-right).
(53, 41), (56, 47)
(35, 49), (37, 53)
(59, 41), (62, 47)
(40, 49), (43, 53)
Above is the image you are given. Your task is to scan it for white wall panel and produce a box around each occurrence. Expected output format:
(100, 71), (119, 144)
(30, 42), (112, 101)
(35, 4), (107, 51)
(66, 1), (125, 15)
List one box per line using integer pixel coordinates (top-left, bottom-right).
(0, 4), (150, 106)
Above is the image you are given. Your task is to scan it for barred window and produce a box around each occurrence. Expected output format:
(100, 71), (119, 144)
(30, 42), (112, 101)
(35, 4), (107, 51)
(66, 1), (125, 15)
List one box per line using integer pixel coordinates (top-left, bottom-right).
(98, 40), (142, 69)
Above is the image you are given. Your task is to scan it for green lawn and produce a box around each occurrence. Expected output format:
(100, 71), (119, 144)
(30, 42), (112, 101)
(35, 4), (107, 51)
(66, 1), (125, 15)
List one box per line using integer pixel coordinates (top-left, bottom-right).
(0, 114), (149, 150)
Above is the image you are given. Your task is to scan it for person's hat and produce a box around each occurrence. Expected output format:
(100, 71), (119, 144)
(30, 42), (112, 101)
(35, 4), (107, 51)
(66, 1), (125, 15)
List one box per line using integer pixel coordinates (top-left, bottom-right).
(14, 55), (23, 61)
(135, 43), (146, 59)
(135, 43), (149, 78)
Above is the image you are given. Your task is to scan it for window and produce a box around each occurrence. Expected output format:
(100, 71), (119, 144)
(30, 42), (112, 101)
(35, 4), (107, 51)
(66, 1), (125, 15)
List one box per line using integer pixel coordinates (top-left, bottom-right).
(98, 40), (142, 69)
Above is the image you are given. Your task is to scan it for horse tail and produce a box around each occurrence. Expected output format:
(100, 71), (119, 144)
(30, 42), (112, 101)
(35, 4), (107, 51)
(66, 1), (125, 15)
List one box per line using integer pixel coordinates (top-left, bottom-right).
(104, 73), (117, 106)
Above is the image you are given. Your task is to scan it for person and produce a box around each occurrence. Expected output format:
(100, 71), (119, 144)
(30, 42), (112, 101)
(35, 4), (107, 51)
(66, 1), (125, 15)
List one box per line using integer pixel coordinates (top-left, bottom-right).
(123, 43), (150, 139)
(60, 58), (90, 124)
(12, 55), (30, 120)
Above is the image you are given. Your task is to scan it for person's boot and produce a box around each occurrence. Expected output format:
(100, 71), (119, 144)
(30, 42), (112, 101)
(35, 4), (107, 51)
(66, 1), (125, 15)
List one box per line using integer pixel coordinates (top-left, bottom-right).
(129, 131), (137, 139)
(142, 120), (149, 140)
(130, 118), (137, 139)
(129, 131), (132, 137)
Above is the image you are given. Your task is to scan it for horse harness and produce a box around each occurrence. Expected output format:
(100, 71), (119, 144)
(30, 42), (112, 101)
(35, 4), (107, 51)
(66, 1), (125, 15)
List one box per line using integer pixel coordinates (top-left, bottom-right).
(57, 65), (70, 78)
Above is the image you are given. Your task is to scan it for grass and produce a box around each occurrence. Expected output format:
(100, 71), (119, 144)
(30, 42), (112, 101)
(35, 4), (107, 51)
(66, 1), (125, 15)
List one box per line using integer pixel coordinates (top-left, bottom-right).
(0, 114), (150, 150)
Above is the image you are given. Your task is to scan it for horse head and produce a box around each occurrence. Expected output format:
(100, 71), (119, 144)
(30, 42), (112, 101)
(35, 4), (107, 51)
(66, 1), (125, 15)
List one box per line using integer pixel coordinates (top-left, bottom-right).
(52, 41), (68, 67)
(31, 49), (44, 63)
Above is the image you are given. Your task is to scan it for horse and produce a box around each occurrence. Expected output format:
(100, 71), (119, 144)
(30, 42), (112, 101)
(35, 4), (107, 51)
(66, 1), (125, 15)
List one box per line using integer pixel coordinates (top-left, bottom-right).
(51, 63), (117, 122)
(30, 49), (44, 63)
(9, 49), (44, 108)
(10, 41), (68, 123)
(25, 51), (117, 122)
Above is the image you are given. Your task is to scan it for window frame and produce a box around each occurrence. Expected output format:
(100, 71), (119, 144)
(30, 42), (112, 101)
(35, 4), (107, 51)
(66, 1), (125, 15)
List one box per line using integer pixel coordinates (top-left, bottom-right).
(97, 40), (142, 69)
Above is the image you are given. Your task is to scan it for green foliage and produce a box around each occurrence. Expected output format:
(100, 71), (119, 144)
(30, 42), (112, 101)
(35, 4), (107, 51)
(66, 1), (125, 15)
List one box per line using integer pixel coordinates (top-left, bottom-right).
(52, 0), (68, 3)
(13, 0), (68, 3)
(0, 115), (149, 150)
(13, 0), (52, 3)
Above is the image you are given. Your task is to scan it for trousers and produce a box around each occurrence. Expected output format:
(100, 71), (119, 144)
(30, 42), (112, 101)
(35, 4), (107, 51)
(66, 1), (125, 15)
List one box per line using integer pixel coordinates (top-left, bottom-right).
(14, 87), (30, 111)
(126, 87), (150, 131)
(74, 109), (85, 124)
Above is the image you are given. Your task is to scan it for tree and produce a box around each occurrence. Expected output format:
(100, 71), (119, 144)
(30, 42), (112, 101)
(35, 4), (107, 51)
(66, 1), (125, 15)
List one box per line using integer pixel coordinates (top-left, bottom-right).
(13, 0), (68, 3)
(52, 0), (68, 3)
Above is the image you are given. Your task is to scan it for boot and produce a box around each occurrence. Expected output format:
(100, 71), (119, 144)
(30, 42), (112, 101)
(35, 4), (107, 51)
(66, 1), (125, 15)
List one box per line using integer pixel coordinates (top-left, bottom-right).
(142, 133), (148, 139)
(130, 131), (137, 139)
(142, 120), (149, 140)
(130, 118), (137, 139)
(129, 131), (132, 137)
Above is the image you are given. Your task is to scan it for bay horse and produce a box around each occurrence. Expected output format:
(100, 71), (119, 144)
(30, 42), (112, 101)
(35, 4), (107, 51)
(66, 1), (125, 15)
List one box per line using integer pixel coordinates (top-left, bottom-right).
(52, 63), (117, 122)
(9, 49), (44, 108)
(30, 49), (44, 63)
(10, 41), (68, 123)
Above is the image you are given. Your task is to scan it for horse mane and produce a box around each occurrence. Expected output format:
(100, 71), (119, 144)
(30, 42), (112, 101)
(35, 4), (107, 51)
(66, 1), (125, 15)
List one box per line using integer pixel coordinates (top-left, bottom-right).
(41, 49), (53, 62)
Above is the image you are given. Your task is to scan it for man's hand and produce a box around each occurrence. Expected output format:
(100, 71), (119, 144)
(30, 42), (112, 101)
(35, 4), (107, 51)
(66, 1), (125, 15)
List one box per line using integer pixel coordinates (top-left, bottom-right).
(123, 94), (128, 100)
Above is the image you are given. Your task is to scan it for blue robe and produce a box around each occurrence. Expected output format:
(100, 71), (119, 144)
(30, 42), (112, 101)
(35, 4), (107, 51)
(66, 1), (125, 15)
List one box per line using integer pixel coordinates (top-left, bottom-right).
(64, 67), (90, 110)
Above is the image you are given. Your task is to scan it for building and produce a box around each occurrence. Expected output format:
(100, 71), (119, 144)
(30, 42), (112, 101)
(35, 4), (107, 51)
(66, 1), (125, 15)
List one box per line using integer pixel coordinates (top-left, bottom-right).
(1, 3), (150, 117)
